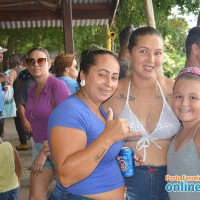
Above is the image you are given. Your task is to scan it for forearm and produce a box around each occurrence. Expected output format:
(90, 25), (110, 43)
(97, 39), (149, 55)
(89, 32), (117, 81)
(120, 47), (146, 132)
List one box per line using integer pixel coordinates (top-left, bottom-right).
(13, 146), (22, 180)
(56, 132), (112, 188)
(16, 104), (27, 123)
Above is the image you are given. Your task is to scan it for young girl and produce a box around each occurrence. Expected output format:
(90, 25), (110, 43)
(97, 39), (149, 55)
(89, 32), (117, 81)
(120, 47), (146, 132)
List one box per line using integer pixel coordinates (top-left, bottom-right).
(167, 67), (200, 200)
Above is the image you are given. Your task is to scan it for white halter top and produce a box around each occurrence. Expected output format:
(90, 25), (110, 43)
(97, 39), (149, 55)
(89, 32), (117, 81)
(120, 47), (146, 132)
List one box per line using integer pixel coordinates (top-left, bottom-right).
(118, 79), (181, 161)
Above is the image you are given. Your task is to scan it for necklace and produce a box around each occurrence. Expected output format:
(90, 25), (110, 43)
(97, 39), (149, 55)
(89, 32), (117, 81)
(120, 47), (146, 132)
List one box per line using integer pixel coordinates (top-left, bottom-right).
(130, 81), (158, 129)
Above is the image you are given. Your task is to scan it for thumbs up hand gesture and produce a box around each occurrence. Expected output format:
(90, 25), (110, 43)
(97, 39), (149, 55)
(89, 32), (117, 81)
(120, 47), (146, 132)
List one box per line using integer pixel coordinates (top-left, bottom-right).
(103, 107), (143, 144)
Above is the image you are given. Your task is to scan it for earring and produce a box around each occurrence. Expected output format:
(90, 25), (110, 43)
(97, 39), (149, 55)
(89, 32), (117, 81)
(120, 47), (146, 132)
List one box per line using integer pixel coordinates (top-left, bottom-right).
(80, 80), (85, 87)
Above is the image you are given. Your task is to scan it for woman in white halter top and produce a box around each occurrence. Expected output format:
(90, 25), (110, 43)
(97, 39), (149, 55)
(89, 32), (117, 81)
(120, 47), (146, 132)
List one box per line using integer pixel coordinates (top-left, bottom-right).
(102, 27), (181, 200)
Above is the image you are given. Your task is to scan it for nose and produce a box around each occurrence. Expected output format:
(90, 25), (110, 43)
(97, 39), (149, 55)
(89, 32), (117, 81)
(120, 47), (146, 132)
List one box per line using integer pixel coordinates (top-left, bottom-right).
(105, 76), (112, 87)
(181, 97), (188, 106)
(148, 53), (155, 63)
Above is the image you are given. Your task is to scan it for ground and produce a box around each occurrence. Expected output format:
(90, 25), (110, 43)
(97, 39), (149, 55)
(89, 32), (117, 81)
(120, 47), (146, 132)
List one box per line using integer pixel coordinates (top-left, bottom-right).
(4, 118), (56, 200)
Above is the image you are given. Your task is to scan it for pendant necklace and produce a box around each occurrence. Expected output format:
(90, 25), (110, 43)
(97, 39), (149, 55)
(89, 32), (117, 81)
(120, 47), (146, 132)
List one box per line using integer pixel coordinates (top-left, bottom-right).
(130, 82), (158, 130)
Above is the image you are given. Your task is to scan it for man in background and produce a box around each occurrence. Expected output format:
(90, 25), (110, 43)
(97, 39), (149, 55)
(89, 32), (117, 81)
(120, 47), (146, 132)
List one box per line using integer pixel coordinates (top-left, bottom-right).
(118, 25), (138, 79)
(185, 26), (200, 68)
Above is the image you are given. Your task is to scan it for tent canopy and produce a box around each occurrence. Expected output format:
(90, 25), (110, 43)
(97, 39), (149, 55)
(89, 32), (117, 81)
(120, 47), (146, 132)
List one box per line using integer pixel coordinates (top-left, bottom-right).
(0, 0), (119, 53)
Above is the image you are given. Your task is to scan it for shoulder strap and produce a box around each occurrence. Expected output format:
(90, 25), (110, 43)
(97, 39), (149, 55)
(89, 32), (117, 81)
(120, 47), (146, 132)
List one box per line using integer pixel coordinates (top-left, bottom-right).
(156, 81), (166, 102)
(192, 124), (200, 139)
(126, 79), (131, 104)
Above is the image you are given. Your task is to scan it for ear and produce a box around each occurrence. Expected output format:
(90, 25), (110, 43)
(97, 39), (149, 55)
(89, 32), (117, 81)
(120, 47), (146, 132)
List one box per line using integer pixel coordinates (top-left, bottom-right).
(191, 43), (200, 56)
(65, 67), (70, 73)
(48, 61), (52, 70)
(80, 70), (86, 81)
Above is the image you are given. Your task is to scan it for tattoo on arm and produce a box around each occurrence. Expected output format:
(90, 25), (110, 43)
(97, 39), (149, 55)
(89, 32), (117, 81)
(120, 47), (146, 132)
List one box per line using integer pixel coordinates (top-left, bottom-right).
(95, 148), (107, 162)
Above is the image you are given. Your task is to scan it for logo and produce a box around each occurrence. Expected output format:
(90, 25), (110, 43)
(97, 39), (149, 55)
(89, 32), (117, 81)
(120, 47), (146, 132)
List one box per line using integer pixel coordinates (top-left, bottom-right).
(120, 160), (126, 171)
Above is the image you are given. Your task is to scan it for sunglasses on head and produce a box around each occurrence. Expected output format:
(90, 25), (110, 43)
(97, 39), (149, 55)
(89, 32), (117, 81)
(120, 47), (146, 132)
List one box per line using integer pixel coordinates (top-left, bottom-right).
(26, 58), (47, 67)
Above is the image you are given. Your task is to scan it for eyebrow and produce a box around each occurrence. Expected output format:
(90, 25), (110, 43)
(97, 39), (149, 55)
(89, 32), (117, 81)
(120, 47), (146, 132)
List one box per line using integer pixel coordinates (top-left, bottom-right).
(99, 69), (119, 75)
(139, 47), (163, 51)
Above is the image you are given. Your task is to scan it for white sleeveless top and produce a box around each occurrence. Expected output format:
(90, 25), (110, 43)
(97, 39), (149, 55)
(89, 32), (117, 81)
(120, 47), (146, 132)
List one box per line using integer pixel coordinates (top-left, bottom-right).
(118, 79), (181, 161)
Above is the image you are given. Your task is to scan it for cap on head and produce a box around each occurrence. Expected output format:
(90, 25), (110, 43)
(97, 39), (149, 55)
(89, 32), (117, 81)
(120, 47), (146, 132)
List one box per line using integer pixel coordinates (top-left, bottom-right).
(0, 46), (7, 54)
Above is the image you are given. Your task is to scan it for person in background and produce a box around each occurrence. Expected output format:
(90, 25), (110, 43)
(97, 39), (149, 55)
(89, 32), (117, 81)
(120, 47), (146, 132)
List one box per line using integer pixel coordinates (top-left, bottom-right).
(167, 67), (200, 200)
(118, 25), (138, 79)
(102, 27), (181, 200)
(54, 53), (80, 94)
(0, 46), (12, 135)
(16, 76), (36, 148)
(25, 47), (71, 200)
(0, 119), (22, 200)
(185, 26), (200, 68)
(7, 54), (28, 150)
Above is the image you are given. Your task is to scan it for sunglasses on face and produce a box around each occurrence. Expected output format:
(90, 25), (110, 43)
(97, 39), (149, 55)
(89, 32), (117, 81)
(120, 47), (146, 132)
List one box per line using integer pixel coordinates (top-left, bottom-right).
(26, 58), (47, 67)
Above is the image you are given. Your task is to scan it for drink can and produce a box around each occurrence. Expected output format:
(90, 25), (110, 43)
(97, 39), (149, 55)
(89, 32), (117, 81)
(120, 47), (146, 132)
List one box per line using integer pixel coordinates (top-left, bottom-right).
(119, 147), (135, 177)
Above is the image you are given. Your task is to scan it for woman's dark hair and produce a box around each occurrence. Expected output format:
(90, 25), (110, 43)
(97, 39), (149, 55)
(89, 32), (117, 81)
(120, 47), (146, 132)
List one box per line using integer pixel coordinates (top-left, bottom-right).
(128, 26), (163, 53)
(119, 25), (138, 48)
(8, 54), (22, 69)
(185, 27), (200, 59)
(27, 47), (51, 61)
(54, 54), (76, 77)
(77, 49), (117, 84)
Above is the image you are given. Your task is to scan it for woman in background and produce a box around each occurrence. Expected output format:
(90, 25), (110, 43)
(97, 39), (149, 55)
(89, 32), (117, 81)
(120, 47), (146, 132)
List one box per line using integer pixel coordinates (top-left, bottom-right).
(54, 53), (79, 94)
(25, 47), (71, 200)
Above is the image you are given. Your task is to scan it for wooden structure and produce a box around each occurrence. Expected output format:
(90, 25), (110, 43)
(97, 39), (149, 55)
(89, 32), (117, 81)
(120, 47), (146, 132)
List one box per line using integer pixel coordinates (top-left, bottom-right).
(0, 0), (119, 53)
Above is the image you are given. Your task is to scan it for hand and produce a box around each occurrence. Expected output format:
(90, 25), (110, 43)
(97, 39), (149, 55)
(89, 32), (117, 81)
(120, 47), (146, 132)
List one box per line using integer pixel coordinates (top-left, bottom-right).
(134, 152), (144, 166)
(23, 119), (32, 133)
(103, 107), (143, 144)
(7, 76), (14, 85)
(0, 75), (9, 83)
(31, 149), (47, 174)
(42, 140), (50, 157)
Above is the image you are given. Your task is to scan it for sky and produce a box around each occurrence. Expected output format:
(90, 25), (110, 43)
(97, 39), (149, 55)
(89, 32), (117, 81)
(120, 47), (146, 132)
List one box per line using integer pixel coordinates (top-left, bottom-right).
(171, 6), (198, 28)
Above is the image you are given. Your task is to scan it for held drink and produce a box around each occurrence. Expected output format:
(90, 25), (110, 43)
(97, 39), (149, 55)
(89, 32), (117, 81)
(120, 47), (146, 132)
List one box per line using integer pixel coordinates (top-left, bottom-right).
(119, 147), (135, 177)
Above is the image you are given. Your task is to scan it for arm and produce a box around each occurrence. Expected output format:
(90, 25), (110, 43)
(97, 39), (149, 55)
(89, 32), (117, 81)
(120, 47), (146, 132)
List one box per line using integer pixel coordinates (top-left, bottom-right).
(8, 69), (17, 85)
(16, 103), (32, 133)
(50, 108), (142, 188)
(12, 145), (22, 186)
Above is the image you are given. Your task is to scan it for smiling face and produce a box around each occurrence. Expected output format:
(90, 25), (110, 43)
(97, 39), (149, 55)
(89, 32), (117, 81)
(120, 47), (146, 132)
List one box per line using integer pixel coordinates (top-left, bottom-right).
(27, 50), (51, 78)
(172, 78), (200, 125)
(130, 34), (163, 80)
(81, 54), (119, 105)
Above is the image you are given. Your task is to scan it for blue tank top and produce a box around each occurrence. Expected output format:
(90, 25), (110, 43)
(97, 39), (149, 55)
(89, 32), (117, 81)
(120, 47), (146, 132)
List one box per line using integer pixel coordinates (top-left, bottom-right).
(119, 79), (181, 161)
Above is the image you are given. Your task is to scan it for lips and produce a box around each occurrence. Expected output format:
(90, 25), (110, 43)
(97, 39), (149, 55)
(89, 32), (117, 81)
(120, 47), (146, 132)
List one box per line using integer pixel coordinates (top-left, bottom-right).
(144, 65), (154, 71)
(99, 88), (110, 94)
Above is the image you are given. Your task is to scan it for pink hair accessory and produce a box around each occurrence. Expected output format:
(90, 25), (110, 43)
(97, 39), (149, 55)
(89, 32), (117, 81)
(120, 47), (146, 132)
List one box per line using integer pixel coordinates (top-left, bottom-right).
(175, 67), (200, 82)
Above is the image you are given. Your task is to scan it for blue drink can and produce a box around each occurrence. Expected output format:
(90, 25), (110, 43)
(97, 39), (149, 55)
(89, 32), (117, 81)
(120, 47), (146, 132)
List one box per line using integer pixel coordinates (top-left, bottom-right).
(119, 147), (135, 177)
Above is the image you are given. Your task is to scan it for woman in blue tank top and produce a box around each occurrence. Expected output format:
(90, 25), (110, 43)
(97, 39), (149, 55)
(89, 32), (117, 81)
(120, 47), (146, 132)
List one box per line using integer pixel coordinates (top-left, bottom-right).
(47, 50), (143, 200)
(102, 27), (181, 200)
